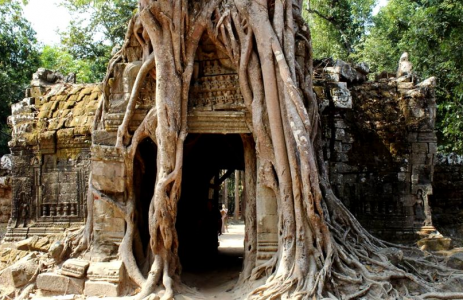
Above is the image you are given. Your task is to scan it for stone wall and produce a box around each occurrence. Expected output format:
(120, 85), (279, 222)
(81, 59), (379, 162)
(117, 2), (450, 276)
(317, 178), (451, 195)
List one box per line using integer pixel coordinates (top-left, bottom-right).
(315, 59), (437, 242)
(4, 59), (438, 246)
(0, 155), (12, 224)
(4, 69), (100, 241)
(431, 153), (463, 245)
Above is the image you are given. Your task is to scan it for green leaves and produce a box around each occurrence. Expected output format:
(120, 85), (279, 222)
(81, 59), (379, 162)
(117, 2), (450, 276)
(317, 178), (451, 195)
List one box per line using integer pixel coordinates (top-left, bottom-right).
(56, 0), (137, 82)
(305, 0), (376, 60)
(357, 0), (463, 153)
(0, 1), (39, 154)
(40, 45), (101, 83)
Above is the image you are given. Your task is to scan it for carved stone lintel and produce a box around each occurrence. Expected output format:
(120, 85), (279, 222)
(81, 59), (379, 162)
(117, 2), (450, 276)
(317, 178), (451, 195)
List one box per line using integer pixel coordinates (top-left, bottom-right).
(87, 261), (125, 283)
(61, 259), (90, 278)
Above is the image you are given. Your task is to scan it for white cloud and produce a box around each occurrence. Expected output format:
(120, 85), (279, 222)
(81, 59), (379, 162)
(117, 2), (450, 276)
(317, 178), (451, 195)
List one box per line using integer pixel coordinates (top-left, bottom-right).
(373, 0), (389, 16)
(23, 0), (71, 46)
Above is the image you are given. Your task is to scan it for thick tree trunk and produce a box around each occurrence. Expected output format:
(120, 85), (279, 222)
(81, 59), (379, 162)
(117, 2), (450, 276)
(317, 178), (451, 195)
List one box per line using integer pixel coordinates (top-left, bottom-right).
(80, 0), (463, 299)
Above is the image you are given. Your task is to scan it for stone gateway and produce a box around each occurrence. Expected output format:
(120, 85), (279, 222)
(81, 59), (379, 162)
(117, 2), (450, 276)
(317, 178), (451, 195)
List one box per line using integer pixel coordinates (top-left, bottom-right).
(2, 1), (463, 300)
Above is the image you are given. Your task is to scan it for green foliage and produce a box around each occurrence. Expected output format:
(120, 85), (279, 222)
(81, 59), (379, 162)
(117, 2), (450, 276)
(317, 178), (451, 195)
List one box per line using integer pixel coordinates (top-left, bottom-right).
(0, 0), (28, 5)
(57, 0), (137, 82)
(40, 45), (99, 83)
(358, 0), (463, 153)
(0, 1), (40, 155)
(304, 0), (376, 60)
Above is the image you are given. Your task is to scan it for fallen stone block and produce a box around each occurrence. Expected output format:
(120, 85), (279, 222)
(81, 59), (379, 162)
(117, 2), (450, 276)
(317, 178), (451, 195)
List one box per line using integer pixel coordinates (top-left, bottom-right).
(36, 273), (84, 294)
(0, 248), (29, 263)
(30, 294), (76, 300)
(61, 259), (90, 278)
(417, 237), (453, 252)
(87, 260), (125, 283)
(84, 280), (120, 297)
(0, 253), (38, 289)
(16, 236), (56, 252)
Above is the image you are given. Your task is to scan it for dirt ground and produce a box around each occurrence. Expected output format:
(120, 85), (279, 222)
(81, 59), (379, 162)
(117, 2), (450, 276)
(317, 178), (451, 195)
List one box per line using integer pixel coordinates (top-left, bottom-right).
(179, 221), (247, 299)
(26, 221), (252, 300)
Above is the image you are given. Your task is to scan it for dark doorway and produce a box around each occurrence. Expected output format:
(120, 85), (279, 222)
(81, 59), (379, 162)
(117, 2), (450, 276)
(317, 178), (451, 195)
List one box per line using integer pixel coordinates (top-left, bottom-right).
(133, 138), (157, 271)
(176, 134), (244, 271)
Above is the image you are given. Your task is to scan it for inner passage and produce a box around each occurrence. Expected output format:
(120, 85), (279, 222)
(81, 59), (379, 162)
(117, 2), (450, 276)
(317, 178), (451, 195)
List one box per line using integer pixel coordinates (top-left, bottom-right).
(177, 134), (245, 280)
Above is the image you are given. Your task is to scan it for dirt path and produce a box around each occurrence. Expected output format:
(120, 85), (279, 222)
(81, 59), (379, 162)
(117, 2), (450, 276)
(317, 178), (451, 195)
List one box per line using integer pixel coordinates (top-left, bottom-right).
(179, 222), (246, 299)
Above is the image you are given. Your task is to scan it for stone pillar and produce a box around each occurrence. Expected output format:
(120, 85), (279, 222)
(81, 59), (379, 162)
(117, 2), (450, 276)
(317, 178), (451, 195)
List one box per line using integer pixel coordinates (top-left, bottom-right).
(240, 170), (245, 220)
(223, 174), (228, 208)
(255, 159), (278, 265)
(234, 170), (240, 220)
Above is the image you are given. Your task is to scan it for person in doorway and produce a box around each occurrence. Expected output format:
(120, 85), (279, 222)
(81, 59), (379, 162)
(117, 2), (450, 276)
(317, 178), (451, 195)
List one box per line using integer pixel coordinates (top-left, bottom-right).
(220, 204), (229, 233)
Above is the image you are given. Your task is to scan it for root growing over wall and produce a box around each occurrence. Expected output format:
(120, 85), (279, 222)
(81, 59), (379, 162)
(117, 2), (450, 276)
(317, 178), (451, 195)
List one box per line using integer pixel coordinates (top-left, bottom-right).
(79, 0), (463, 299)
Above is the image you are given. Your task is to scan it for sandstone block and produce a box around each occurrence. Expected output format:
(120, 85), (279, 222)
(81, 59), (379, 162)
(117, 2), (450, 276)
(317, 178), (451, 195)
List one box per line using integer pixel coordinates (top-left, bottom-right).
(36, 273), (84, 294)
(417, 237), (453, 252)
(16, 236), (55, 252)
(412, 142), (428, 153)
(0, 253), (38, 288)
(329, 82), (352, 109)
(61, 259), (90, 278)
(323, 67), (340, 82)
(87, 261), (125, 283)
(398, 81), (414, 90)
(92, 130), (117, 146)
(0, 248), (29, 263)
(84, 281), (120, 297)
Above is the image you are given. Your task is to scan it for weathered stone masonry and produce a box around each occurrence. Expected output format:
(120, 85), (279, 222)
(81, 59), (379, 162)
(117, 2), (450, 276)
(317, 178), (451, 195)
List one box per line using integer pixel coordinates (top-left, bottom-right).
(4, 69), (99, 241)
(431, 153), (463, 246)
(315, 61), (437, 242)
(3, 57), (439, 250)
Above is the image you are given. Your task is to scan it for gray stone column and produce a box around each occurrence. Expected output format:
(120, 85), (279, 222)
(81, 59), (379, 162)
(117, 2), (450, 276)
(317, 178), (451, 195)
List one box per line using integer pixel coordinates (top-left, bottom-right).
(255, 159), (278, 265)
(234, 170), (240, 220)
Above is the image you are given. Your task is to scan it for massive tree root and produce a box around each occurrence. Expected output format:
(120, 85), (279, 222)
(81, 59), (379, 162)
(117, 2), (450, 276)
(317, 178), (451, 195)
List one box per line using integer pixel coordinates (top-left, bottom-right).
(83, 0), (463, 299)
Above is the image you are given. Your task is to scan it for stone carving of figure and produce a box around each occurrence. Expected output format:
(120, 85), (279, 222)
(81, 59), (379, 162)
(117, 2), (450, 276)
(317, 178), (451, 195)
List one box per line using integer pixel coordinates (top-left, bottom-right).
(17, 192), (30, 228)
(397, 52), (413, 77)
(21, 201), (29, 227)
(417, 189), (433, 226)
(413, 194), (425, 225)
(0, 154), (12, 170)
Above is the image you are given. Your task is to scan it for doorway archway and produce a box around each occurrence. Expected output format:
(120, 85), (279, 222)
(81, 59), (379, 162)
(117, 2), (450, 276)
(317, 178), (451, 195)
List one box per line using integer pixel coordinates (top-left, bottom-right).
(132, 137), (157, 272)
(176, 134), (245, 270)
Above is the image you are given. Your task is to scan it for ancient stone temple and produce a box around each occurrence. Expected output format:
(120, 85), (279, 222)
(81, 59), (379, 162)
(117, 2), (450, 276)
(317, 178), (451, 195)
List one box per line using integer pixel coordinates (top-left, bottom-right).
(4, 69), (99, 241)
(0, 36), (444, 296)
(5, 50), (437, 250)
(316, 60), (438, 242)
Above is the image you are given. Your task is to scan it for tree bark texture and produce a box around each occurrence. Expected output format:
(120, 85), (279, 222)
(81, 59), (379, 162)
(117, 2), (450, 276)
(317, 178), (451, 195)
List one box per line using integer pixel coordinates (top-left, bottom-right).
(84, 0), (463, 299)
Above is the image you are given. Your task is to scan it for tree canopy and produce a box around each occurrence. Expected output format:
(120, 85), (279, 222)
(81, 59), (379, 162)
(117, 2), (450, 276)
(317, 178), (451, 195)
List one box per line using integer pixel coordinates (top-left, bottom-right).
(0, 1), (40, 155)
(355, 0), (463, 153)
(57, 0), (137, 82)
(306, 0), (376, 60)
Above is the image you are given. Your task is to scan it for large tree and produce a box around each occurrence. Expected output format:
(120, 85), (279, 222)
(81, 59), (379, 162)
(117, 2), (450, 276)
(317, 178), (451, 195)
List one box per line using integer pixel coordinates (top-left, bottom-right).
(78, 1), (463, 299)
(306, 0), (376, 60)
